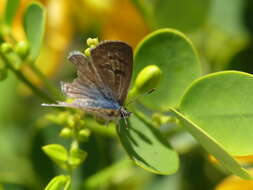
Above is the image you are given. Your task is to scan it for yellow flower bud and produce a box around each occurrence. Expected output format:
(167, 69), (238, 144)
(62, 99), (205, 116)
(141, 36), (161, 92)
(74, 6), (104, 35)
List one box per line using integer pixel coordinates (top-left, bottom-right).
(84, 48), (91, 57)
(59, 127), (73, 138)
(0, 42), (13, 53)
(87, 37), (99, 47)
(14, 41), (30, 60)
(78, 129), (91, 142)
(135, 65), (162, 94)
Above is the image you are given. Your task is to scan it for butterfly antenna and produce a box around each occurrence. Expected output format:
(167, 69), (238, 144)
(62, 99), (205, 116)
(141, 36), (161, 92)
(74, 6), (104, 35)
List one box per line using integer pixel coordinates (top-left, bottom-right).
(125, 88), (156, 107)
(123, 117), (128, 128)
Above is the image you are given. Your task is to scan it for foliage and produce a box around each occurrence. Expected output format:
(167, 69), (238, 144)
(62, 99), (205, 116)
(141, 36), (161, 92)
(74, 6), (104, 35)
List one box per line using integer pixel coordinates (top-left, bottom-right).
(0, 0), (253, 190)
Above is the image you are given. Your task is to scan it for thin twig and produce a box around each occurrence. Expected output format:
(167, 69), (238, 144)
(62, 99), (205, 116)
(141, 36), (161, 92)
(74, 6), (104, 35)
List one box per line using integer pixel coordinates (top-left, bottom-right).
(29, 63), (64, 100)
(0, 51), (55, 103)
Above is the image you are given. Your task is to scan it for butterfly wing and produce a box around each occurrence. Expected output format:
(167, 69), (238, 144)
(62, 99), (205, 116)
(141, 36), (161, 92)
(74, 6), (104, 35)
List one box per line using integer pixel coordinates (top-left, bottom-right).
(43, 51), (121, 118)
(90, 41), (133, 105)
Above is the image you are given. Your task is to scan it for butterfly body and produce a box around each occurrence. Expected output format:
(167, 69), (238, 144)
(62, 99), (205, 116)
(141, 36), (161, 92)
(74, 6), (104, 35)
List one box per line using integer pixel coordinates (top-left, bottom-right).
(43, 40), (133, 123)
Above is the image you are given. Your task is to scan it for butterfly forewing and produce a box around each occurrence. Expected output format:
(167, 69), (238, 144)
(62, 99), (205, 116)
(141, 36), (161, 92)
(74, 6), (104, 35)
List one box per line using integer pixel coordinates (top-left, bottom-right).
(90, 41), (133, 105)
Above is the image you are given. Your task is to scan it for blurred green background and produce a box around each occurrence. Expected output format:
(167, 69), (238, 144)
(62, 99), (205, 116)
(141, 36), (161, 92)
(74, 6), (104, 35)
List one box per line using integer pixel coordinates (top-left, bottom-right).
(0, 0), (253, 189)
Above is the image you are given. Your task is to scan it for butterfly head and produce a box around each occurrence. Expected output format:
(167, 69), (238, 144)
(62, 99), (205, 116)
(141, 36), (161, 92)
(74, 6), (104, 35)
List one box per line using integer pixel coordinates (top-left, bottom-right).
(119, 107), (131, 119)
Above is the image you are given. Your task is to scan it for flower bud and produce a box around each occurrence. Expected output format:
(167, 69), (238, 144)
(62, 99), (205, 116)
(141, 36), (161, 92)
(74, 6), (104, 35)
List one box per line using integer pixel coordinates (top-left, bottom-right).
(0, 25), (10, 37)
(59, 127), (73, 138)
(0, 42), (12, 53)
(78, 129), (91, 142)
(67, 115), (75, 128)
(14, 41), (30, 60)
(87, 37), (99, 47)
(152, 113), (173, 127)
(84, 48), (91, 57)
(135, 65), (162, 94)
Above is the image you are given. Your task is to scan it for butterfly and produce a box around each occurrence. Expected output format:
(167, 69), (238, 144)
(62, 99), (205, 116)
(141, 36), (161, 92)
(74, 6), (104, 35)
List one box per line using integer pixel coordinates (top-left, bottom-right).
(42, 40), (133, 124)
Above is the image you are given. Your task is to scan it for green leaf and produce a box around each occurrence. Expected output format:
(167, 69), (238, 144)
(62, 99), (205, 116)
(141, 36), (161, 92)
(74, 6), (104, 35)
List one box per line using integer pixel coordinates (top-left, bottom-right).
(179, 71), (253, 156)
(23, 2), (46, 60)
(133, 29), (201, 111)
(153, 0), (211, 31)
(117, 112), (179, 175)
(45, 175), (70, 190)
(170, 108), (251, 179)
(4, 0), (20, 26)
(42, 144), (68, 169)
(69, 148), (87, 169)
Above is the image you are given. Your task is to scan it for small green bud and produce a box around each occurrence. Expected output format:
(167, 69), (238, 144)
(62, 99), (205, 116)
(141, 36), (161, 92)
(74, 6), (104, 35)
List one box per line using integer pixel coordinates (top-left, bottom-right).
(78, 129), (91, 142)
(59, 128), (73, 138)
(42, 144), (68, 170)
(8, 52), (22, 70)
(67, 115), (75, 128)
(0, 25), (11, 37)
(57, 112), (69, 124)
(69, 148), (87, 169)
(84, 48), (91, 57)
(46, 112), (68, 125)
(135, 65), (162, 94)
(87, 37), (99, 47)
(152, 113), (173, 127)
(14, 41), (30, 60)
(84, 38), (99, 57)
(0, 42), (12, 53)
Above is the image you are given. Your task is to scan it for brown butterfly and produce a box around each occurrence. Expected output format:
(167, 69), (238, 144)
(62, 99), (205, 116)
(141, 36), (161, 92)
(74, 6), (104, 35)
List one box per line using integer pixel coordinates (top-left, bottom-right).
(42, 41), (133, 124)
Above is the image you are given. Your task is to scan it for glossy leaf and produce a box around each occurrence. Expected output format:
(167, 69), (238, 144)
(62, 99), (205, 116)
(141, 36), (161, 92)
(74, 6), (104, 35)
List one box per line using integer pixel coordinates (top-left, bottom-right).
(23, 2), (46, 60)
(45, 175), (70, 190)
(42, 144), (68, 169)
(4, 0), (20, 26)
(117, 112), (179, 175)
(133, 29), (201, 111)
(179, 71), (253, 156)
(170, 108), (251, 179)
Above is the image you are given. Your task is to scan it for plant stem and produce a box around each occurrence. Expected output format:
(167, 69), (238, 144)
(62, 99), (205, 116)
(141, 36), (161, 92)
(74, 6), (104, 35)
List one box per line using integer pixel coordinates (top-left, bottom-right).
(29, 63), (63, 100)
(0, 51), (55, 103)
(7, 31), (62, 101)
